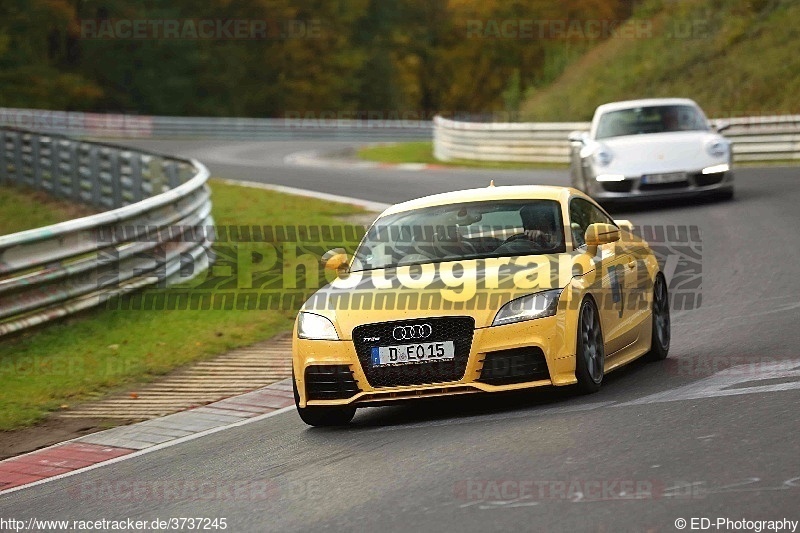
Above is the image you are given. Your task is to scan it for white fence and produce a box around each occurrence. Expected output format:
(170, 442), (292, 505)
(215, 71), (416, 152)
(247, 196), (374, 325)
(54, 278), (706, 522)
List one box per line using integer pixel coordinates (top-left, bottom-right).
(0, 107), (432, 141)
(433, 115), (800, 164)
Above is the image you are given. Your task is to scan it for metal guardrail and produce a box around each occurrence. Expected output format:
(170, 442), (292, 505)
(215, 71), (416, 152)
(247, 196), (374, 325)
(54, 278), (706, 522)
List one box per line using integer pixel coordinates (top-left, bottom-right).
(0, 127), (213, 336)
(433, 115), (800, 164)
(0, 107), (432, 141)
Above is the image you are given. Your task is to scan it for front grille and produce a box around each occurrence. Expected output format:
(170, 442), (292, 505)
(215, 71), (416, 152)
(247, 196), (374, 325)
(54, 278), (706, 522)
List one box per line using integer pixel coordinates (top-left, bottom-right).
(600, 180), (633, 193)
(352, 317), (475, 388)
(639, 180), (690, 191)
(478, 347), (550, 385)
(305, 365), (361, 400)
(693, 171), (725, 187)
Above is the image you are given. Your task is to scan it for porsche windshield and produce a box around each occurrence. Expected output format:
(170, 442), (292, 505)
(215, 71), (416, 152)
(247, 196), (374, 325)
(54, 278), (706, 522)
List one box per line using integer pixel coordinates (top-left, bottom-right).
(352, 200), (566, 271)
(595, 104), (708, 139)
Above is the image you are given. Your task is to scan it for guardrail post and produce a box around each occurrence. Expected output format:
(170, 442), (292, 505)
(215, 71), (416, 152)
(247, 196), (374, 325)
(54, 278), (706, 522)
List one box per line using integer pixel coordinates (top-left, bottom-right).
(89, 144), (101, 207)
(130, 153), (143, 203)
(109, 149), (122, 208)
(51, 138), (64, 198)
(165, 161), (180, 189)
(0, 130), (7, 185)
(68, 141), (81, 203)
(11, 131), (23, 184)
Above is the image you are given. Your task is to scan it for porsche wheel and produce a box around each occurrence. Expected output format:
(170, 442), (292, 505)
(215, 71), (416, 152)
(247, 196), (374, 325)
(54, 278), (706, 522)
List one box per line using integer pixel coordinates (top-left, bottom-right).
(576, 297), (604, 393)
(293, 373), (356, 427)
(715, 187), (734, 201)
(647, 274), (671, 361)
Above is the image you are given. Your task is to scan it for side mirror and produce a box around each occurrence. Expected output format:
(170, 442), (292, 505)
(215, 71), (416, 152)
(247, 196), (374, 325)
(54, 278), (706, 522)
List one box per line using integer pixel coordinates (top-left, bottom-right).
(568, 131), (588, 143)
(713, 121), (731, 133)
(322, 249), (350, 275)
(585, 223), (620, 246)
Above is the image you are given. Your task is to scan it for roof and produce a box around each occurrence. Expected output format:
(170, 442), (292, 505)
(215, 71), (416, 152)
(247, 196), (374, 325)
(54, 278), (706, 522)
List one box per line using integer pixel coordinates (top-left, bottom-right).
(594, 98), (701, 115)
(378, 185), (586, 217)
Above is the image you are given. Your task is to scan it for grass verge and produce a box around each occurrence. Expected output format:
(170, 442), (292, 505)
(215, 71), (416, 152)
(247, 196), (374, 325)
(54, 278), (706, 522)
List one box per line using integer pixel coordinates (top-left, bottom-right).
(357, 141), (567, 170)
(0, 184), (96, 236)
(0, 179), (366, 430)
(520, 0), (800, 121)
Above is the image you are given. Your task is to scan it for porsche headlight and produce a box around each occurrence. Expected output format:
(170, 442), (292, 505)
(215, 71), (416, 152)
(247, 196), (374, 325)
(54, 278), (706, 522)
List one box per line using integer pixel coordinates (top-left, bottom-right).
(706, 139), (728, 158)
(594, 147), (612, 166)
(492, 289), (563, 327)
(297, 312), (339, 340)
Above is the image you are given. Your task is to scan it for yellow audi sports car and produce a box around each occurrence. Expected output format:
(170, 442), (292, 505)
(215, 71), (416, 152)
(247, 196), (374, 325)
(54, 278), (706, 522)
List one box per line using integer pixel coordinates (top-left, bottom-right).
(292, 185), (670, 426)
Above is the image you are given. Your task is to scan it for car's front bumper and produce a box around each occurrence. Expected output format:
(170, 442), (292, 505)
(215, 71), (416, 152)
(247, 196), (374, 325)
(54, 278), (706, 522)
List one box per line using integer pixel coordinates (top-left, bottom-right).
(585, 169), (734, 202)
(292, 315), (579, 408)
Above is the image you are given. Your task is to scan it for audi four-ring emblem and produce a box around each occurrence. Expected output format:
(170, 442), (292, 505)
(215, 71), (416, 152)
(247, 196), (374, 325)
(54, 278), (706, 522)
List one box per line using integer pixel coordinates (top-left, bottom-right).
(393, 324), (433, 341)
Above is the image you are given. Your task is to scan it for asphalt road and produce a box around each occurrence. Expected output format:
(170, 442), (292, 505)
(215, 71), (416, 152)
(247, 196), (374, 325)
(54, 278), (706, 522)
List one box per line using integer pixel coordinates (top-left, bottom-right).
(1, 140), (799, 533)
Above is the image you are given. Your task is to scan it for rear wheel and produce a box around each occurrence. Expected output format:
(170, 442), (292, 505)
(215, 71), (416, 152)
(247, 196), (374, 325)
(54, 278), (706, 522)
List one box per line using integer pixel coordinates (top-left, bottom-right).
(293, 372), (356, 427)
(575, 297), (604, 393)
(647, 274), (671, 361)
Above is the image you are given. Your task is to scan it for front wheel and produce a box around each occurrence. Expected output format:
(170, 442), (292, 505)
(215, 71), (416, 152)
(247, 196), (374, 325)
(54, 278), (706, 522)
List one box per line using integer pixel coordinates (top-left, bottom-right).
(293, 373), (356, 427)
(575, 297), (604, 393)
(647, 274), (671, 361)
(711, 186), (734, 202)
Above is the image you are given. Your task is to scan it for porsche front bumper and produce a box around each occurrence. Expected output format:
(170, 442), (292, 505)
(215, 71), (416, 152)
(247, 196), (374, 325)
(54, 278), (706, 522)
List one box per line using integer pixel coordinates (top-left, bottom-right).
(584, 169), (734, 202)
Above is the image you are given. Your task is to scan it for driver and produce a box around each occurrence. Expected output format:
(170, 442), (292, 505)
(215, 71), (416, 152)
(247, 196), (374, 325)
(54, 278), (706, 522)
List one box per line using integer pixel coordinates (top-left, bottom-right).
(662, 106), (680, 131)
(496, 204), (563, 254)
(521, 204), (562, 249)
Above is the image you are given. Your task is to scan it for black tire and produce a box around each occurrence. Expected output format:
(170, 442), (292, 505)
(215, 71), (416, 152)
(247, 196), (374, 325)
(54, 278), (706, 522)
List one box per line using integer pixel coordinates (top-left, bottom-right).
(647, 273), (671, 361)
(575, 297), (604, 394)
(715, 187), (734, 201)
(293, 372), (356, 427)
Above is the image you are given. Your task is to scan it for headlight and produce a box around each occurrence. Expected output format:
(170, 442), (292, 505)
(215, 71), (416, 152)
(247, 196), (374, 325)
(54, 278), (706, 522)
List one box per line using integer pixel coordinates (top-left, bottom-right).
(594, 148), (612, 166)
(701, 163), (729, 174)
(596, 173), (625, 182)
(492, 289), (563, 327)
(297, 312), (339, 340)
(706, 139), (728, 158)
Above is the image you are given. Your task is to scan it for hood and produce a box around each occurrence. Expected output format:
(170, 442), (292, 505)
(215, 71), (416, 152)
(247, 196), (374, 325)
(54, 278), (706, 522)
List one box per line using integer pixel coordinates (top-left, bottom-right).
(593, 131), (728, 175)
(300, 253), (593, 339)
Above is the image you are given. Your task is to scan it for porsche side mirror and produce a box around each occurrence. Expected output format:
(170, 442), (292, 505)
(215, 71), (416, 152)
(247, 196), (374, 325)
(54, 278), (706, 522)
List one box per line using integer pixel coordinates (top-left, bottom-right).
(713, 121), (731, 133)
(568, 131), (588, 143)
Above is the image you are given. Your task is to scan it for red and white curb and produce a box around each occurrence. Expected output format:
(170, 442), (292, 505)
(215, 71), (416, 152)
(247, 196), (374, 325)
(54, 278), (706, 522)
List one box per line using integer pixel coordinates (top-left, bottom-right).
(0, 379), (295, 494)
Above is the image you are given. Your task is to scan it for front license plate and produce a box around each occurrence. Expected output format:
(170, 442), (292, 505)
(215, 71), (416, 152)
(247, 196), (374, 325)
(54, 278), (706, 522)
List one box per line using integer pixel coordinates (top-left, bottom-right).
(641, 172), (686, 184)
(371, 341), (455, 366)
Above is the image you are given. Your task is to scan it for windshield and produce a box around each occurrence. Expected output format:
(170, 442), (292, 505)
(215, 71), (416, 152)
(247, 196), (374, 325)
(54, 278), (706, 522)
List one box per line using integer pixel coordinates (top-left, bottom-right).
(352, 200), (566, 271)
(595, 104), (708, 139)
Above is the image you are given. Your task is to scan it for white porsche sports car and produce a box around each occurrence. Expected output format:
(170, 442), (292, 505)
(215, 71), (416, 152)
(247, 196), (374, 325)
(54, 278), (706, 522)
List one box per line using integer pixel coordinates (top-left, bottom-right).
(568, 98), (734, 203)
